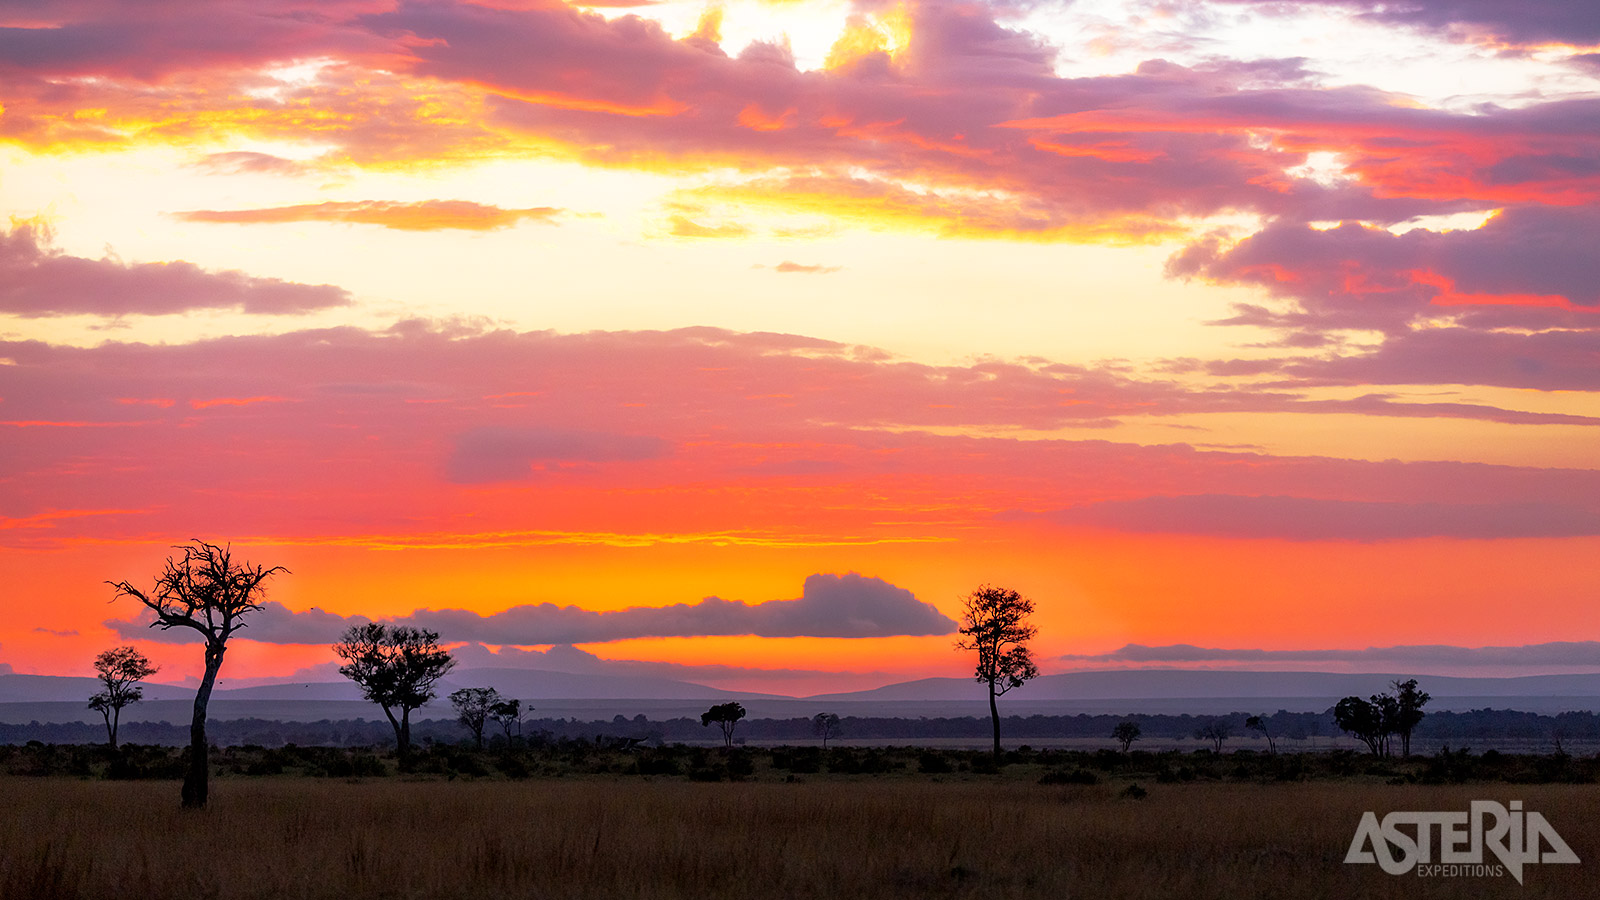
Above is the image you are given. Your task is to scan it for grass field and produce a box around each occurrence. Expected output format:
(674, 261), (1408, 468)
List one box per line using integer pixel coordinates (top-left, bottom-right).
(3, 774), (1595, 899)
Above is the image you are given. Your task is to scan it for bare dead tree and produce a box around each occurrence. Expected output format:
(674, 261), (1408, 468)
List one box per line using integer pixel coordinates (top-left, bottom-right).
(108, 540), (285, 808)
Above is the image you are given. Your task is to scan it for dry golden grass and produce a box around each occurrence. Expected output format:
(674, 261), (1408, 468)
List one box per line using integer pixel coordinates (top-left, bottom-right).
(2, 776), (1595, 899)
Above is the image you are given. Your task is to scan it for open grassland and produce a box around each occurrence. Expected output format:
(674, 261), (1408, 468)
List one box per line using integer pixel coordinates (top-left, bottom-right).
(3, 776), (1595, 900)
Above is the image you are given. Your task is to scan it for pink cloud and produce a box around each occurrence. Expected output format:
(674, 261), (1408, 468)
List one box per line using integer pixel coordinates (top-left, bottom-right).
(771, 262), (840, 274)
(0, 223), (348, 317)
(1038, 494), (1600, 541)
(1171, 206), (1600, 390)
(176, 200), (565, 231)
(6, 321), (1600, 548)
(1210, 0), (1600, 48)
(4, 0), (1597, 247)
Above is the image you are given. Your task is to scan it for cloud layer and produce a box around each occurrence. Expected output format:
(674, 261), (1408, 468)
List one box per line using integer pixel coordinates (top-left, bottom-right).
(1, 0), (1595, 400)
(108, 573), (957, 645)
(176, 200), (564, 231)
(0, 224), (348, 317)
(9, 319), (1600, 549)
(1042, 495), (1600, 542)
(1061, 641), (1600, 669)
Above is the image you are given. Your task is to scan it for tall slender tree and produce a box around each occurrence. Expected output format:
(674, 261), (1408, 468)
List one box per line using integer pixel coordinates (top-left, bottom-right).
(1392, 679), (1430, 758)
(87, 645), (160, 752)
(108, 540), (285, 808)
(1245, 715), (1278, 755)
(811, 712), (842, 749)
(954, 584), (1039, 759)
(334, 623), (454, 769)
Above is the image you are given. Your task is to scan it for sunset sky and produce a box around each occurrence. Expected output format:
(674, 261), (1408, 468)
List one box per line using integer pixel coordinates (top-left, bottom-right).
(3, 0), (1599, 695)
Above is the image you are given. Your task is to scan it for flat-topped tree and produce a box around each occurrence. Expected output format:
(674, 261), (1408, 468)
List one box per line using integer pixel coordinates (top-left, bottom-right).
(87, 645), (160, 752)
(335, 623), (454, 769)
(489, 697), (523, 744)
(108, 540), (286, 808)
(701, 702), (746, 748)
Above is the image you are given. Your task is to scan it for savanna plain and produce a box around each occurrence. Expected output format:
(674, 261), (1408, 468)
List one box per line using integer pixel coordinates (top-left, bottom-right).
(4, 757), (1596, 900)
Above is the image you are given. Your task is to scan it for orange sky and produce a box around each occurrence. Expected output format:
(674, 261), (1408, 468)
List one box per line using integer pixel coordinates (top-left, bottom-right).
(3, 0), (1600, 693)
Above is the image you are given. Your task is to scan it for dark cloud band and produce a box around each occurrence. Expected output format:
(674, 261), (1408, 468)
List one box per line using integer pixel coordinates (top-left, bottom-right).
(107, 572), (957, 645)
(1061, 641), (1600, 667)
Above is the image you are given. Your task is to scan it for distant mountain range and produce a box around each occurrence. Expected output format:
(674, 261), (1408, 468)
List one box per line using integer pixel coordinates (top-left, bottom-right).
(804, 670), (1600, 702)
(6, 668), (1600, 725)
(0, 666), (784, 706)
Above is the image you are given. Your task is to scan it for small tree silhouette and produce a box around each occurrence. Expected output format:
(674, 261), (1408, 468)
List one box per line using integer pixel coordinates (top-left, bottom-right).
(954, 584), (1039, 759)
(1245, 715), (1278, 755)
(1193, 719), (1231, 752)
(449, 687), (502, 749)
(1111, 720), (1141, 753)
(489, 697), (523, 744)
(812, 712), (841, 748)
(87, 646), (160, 752)
(335, 624), (454, 770)
(108, 540), (285, 808)
(1333, 696), (1387, 756)
(701, 702), (746, 748)
(1391, 679), (1430, 758)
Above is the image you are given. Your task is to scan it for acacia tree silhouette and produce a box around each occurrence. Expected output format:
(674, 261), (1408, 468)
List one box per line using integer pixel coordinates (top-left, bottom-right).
(955, 584), (1039, 759)
(1112, 720), (1141, 753)
(1245, 715), (1278, 754)
(812, 712), (842, 749)
(108, 540), (285, 808)
(87, 645), (160, 752)
(1333, 696), (1388, 756)
(334, 623), (454, 769)
(489, 697), (523, 744)
(1194, 719), (1232, 752)
(449, 687), (502, 749)
(701, 702), (746, 748)
(1392, 679), (1430, 758)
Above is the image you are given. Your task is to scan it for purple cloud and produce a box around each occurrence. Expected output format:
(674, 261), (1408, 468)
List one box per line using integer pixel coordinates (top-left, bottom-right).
(1212, 0), (1600, 47)
(0, 223), (348, 317)
(1040, 494), (1600, 541)
(1060, 641), (1600, 668)
(107, 601), (371, 645)
(445, 426), (670, 483)
(109, 573), (957, 644)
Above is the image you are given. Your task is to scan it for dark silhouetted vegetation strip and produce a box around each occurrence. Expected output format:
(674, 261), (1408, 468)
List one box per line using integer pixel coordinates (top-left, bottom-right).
(6, 707), (1600, 748)
(2, 740), (1597, 786)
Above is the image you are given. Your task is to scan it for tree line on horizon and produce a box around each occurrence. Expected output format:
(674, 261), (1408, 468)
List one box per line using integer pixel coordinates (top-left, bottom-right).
(30, 704), (1595, 753)
(96, 540), (1447, 807)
